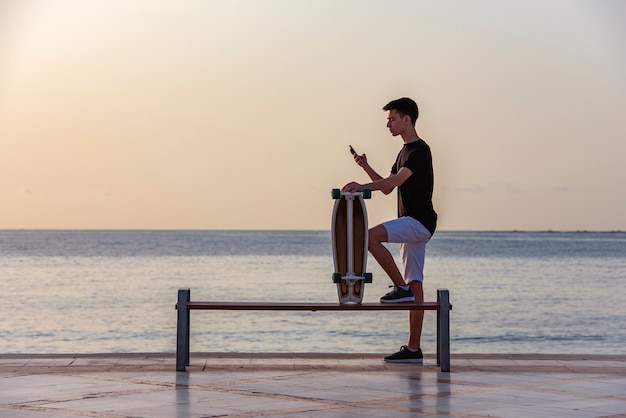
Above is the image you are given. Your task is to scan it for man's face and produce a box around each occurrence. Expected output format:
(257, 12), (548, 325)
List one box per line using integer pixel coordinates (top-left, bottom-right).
(386, 109), (408, 136)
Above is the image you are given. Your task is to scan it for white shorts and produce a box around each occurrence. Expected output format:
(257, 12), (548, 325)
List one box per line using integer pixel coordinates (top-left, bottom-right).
(382, 217), (432, 283)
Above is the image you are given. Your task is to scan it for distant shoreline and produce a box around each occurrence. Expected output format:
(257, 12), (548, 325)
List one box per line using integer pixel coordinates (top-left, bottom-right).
(1, 229), (624, 233)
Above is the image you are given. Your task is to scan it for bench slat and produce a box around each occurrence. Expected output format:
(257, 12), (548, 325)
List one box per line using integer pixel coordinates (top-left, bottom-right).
(185, 301), (443, 311)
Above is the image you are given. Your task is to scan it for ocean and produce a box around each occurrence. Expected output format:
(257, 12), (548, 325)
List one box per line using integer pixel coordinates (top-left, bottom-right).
(1, 230), (624, 355)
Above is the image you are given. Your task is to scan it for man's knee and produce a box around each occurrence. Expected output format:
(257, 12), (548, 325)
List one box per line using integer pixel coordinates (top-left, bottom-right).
(368, 225), (388, 247)
(368, 225), (387, 249)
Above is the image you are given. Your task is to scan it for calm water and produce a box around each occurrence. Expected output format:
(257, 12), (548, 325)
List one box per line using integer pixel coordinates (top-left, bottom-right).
(1, 230), (625, 355)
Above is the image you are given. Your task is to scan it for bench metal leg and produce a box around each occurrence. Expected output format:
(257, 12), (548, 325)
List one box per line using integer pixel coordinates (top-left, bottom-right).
(436, 306), (441, 366)
(437, 288), (451, 372)
(176, 288), (191, 372)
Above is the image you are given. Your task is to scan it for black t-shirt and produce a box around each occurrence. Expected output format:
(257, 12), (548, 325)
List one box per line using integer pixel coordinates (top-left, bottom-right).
(391, 139), (437, 235)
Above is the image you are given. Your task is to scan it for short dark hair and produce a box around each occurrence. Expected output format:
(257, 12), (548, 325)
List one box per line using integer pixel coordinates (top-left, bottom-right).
(383, 97), (419, 126)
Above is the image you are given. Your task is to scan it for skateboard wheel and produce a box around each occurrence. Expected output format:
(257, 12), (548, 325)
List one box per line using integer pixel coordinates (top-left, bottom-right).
(331, 189), (341, 199)
(362, 189), (372, 199)
(332, 273), (343, 283)
(364, 272), (373, 283)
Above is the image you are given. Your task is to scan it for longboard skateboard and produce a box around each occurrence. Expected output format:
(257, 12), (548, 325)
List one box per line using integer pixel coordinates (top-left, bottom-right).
(331, 188), (373, 303)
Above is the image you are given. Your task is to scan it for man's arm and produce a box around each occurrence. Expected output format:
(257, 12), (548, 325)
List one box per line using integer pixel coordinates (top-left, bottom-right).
(351, 153), (384, 183)
(361, 161), (385, 184)
(343, 167), (412, 195)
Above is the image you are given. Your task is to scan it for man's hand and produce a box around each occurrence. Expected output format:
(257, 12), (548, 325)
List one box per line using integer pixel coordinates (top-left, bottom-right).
(342, 182), (364, 193)
(353, 152), (368, 168)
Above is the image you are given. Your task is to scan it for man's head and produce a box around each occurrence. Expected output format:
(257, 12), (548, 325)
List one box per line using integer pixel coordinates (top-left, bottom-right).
(383, 97), (419, 126)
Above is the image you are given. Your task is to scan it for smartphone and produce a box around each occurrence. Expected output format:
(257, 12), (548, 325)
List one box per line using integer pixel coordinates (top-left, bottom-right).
(349, 145), (357, 155)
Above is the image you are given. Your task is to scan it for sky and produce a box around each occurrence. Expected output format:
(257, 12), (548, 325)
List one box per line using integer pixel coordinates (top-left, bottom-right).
(1, 0), (625, 231)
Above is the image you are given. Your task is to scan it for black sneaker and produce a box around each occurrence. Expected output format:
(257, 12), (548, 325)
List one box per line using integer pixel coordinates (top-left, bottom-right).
(384, 346), (424, 364)
(380, 286), (415, 303)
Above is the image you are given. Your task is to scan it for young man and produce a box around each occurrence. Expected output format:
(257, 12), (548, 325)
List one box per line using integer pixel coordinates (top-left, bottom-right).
(342, 97), (437, 363)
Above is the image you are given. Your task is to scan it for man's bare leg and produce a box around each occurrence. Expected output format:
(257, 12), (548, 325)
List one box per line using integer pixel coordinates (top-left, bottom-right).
(368, 225), (405, 287)
(407, 280), (424, 349)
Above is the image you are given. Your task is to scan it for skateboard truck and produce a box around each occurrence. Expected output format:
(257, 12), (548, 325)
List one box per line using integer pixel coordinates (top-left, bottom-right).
(332, 272), (373, 284)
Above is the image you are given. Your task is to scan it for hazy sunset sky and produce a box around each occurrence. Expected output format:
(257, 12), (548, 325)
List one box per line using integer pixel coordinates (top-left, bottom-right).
(1, 0), (625, 230)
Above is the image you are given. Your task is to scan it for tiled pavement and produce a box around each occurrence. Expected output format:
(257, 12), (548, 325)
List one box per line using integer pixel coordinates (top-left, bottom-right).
(1, 353), (625, 417)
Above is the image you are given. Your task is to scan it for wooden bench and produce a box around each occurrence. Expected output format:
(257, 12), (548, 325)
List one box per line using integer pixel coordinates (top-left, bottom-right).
(176, 288), (451, 372)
